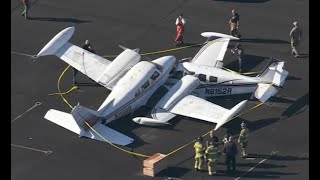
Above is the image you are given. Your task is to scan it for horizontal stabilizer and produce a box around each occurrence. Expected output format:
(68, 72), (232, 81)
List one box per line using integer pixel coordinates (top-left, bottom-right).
(45, 109), (81, 134)
(44, 109), (133, 146)
(253, 83), (278, 103)
(258, 61), (289, 87)
(81, 123), (134, 146)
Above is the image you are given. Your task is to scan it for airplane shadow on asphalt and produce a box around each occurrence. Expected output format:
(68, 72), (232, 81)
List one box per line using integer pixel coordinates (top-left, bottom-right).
(239, 38), (290, 44)
(28, 17), (92, 24)
(223, 54), (267, 74)
(281, 92), (309, 119)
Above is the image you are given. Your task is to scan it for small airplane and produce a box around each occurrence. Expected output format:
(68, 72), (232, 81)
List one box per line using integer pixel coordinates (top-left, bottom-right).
(167, 32), (289, 103)
(36, 27), (247, 146)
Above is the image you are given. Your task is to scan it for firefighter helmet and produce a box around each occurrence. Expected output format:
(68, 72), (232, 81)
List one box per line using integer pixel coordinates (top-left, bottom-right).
(197, 136), (203, 142)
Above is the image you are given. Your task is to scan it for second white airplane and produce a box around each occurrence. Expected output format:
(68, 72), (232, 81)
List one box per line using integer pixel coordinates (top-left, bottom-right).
(168, 32), (289, 103)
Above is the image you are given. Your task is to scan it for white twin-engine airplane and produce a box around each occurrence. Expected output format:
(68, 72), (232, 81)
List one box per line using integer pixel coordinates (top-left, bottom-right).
(36, 27), (247, 146)
(168, 32), (289, 103)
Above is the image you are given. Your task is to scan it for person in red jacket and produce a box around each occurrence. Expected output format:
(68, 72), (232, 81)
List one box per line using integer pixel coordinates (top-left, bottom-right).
(175, 14), (186, 46)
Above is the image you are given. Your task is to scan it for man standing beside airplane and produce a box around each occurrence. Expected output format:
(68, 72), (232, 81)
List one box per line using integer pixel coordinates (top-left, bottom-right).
(231, 43), (244, 73)
(73, 40), (96, 85)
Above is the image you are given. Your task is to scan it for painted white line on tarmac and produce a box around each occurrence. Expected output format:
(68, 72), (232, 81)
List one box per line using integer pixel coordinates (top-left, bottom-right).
(234, 151), (279, 180)
(234, 159), (267, 180)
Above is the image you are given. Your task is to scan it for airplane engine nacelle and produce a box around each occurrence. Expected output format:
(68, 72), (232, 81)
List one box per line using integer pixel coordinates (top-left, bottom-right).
(132, 117), (170, 126)
(155, 75), (200, 110)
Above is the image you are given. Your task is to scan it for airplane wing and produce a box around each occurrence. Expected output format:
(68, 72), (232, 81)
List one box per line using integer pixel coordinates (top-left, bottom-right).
(168, 95), (247, 130)
(132, 75), (247, 130)
(45, 109), (134, 146)
(37, 27), (141, 90)
(191, 37), (232, 68)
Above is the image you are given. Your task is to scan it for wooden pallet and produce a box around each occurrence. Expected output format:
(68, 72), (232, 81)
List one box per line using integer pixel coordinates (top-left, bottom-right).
(143, 153), (168, 177)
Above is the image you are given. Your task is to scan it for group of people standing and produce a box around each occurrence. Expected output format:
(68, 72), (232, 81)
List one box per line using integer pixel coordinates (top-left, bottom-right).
(193, 121), (250, 176)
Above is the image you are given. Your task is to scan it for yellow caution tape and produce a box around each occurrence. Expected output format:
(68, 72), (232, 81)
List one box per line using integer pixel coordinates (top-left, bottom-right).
(48, 86), (78, 96)
(56, 65), (74, 109)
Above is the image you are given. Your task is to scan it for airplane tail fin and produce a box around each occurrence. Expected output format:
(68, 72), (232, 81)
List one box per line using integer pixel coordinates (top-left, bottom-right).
(257, 58), (289, 87)
(71, 104), (101, 131)
(44, 106), (133, 146)
(214, 100), (247, 131)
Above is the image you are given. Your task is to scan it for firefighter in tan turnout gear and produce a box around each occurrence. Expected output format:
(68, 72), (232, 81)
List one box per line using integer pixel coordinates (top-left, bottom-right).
(205, 141), (220, 175)
(194, 136), (206, 171)
(238, 121), (249, 157)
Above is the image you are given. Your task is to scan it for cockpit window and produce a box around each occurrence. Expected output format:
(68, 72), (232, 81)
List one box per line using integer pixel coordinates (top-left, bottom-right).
(151, 71), (160, 80)
(209, 76), (217, 82)
(149, 62), (163, 72)
(135, 89), (141, 97)
(141, 80), (150, 91)
(198, 74), (206, 82)
(184, 71), (195, 76)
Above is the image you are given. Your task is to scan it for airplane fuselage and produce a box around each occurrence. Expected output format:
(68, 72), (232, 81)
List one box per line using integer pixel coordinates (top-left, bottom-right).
(169, 62), (261, 98)
(96, 56), (176, 124)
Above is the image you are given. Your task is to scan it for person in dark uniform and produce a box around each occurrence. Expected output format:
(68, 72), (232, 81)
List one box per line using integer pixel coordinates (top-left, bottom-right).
(73, 40), (96, 85)
(231, 43), (244, 73)
(222, 136), (238, 173)
(82, 40), (96, 53)
(229, 9), (241, 38)
(21, 0), (30, 19)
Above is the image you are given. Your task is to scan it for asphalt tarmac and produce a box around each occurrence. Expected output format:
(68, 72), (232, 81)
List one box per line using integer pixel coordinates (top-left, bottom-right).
(11, 0), (309, 179)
